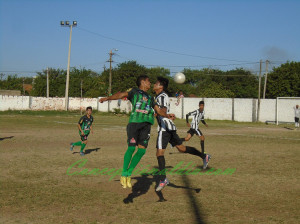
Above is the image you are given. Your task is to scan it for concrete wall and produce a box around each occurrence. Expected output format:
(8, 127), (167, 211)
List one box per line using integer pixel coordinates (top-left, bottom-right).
(1, 95), (299, 123)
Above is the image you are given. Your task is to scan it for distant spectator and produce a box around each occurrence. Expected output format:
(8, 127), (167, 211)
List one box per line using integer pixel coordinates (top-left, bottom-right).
(294, 105), (300, 128)
(175, 90), (184, 106)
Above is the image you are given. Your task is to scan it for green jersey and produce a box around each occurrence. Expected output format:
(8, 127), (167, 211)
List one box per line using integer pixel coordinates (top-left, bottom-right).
(127, 88), (157, 125)
(78, 115), (94, 135)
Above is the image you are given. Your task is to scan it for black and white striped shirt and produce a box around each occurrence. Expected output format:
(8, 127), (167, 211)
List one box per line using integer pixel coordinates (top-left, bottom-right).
(186, 109), (206, 130)
(155, 91), (177, 131)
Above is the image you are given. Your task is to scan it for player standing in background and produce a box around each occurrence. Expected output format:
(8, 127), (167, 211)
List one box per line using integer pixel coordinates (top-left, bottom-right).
(99, 75), (168, 189)
(181, 101), (209, 156)
(294, 105), (300, 128)
(153, 77), (211, 192)
(70, 106), (94, 156)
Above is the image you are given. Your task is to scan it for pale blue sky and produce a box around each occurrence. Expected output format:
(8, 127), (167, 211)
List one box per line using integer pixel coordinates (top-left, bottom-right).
(0, 0), (299, 77)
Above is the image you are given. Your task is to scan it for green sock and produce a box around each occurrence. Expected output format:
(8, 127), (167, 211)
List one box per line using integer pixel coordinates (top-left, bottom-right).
(73, 141), (82, 146)
(80, 143), (86, 152)
(127, 148), (146, 176)
(122, 146), (136, 176)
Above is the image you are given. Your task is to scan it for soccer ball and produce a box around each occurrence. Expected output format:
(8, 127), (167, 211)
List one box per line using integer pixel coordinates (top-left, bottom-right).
(174, 72), (186, 84)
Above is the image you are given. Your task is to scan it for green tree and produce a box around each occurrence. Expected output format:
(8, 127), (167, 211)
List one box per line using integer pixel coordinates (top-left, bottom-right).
(266, 61), (300, 98)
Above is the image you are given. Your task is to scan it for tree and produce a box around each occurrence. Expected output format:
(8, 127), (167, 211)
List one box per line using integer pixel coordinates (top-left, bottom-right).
(266, 61), (300, 98)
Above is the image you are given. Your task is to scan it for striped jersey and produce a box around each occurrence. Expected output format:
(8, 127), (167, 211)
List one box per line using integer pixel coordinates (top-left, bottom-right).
(127, 87), (157, 125)
(155, 91), (177, 131)
(186, 109), (205, 130)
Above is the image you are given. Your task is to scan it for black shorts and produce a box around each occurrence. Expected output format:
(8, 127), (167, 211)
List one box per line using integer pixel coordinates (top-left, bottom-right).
(295, 117), (299, 123)
(80, 134), (89, 141)
(127, 122), (151, 148)
(187, 128), (203, 137)
(156, 130), (183, 149)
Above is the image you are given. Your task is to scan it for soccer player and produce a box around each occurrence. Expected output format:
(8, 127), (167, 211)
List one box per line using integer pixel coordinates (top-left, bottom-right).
(181, 101), (208, 156)
(294, 105), (300, 128)
(70, 106), (94, 156)
(153, 77), (211, 192)
(99, 75), (168, 189)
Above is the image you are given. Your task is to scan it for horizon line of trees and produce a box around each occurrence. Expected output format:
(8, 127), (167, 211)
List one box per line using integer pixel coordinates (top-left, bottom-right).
(0, 61), (299, 99)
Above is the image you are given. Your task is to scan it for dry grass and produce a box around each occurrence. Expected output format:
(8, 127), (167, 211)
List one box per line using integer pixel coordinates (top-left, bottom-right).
(0, 112), (299, 224)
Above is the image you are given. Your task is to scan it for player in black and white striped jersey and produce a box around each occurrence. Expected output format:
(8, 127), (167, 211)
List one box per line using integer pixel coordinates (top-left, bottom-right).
(181, 101), (210, 158)
(153, 77), (210, 192)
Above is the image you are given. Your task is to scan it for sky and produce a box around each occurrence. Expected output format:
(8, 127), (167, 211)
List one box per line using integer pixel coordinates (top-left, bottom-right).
(0, 0), (300, 77)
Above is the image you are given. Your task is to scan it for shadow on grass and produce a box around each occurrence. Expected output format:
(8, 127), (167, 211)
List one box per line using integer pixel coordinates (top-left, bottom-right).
(283, 126), (295, 130)
(181, 175), (206, 224)
(0, 136), (14, 141)
(72, 147), (101, 155)
(123, 174), (201, 204)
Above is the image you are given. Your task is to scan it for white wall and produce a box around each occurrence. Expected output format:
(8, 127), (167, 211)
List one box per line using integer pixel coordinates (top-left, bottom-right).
(0, 95), (30, 111)
(1, 95), (299, 123)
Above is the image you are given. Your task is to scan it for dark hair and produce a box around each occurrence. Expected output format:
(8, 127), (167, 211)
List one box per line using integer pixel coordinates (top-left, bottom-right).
(199, 101), (204, 105)
(86, 106), (92, 111)
(157, 76), (169, 91)
(136, 75), (149, 87)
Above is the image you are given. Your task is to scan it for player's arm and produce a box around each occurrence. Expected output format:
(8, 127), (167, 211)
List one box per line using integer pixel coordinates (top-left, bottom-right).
(99, 91), (129, 103)
(77, 123), (84, 136)
(154, 105), (169, 118)
(201, 119), (208, 127)
(186, 113), (191, 127)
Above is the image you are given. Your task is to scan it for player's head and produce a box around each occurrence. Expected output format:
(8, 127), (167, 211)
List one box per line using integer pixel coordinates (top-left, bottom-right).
(199, 101), (204, 110)
(153, 76), (169, 93)
(136, 75), (151, 90)
(86, 106), (92, 115)
(297, 105), (299, 109)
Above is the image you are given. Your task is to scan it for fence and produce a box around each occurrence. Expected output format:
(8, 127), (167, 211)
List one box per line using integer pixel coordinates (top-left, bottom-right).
(1, 95), (299, 123)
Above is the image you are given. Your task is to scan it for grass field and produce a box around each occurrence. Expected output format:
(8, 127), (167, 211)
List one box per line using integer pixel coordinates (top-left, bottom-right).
(1, 111), (299, 224)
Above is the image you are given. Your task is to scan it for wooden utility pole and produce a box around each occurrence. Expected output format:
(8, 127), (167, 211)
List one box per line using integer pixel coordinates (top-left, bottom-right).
(263, 60), (269, 99)
(257, 60), (262, 122)
(47, 67), (49, 98)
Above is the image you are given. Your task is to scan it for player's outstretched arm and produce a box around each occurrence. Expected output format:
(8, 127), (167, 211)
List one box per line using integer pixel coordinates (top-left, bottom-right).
(99, 91), (128, 103)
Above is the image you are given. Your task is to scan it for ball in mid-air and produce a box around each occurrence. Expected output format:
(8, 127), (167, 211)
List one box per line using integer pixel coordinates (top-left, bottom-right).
(174, 72), (186, 84)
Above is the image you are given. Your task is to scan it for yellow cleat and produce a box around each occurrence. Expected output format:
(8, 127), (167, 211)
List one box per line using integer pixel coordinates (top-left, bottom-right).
(120, 176), (127, 188)
(126, 177), (132, 188)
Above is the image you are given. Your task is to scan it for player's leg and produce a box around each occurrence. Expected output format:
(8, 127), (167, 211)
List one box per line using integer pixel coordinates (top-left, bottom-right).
(196, 129), (205, 154)
(180, 129), (194, 142)
(80, 136), (88, 156)
(121, 123), (137, 188)
(126, 123), (151, 187)
(155, 131), (170, 191)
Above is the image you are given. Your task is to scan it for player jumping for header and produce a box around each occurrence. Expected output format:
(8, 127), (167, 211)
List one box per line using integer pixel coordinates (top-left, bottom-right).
(153, 77), (211, 192)
(99, 75), (168, 189)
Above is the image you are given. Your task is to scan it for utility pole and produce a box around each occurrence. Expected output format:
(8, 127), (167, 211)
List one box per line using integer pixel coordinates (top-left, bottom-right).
(60, 20), (77, 111)
(46, 67), (49, 98)
(107, 49), (118, 111)
(22, 78), (25, 95)
(257, 60), (262, 122)
(80, 79), (83, 115)
(263, 60), (269, 99)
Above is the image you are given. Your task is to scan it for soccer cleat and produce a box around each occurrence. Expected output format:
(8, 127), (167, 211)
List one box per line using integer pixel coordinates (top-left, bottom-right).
(203, 154), (211, 170)
(70, 143), (74, 151)
(120, 176), (127, 189)
(126, 177), (132, 188)
(156, 178), (169, 192)
(80, 151), (85, 156)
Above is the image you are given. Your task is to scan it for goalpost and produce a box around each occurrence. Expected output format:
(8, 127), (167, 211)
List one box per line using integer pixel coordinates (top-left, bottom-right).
(276, 97), (300, 125)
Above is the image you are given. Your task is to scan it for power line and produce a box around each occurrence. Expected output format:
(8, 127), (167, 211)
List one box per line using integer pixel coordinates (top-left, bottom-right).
(77, 27), (256, 63)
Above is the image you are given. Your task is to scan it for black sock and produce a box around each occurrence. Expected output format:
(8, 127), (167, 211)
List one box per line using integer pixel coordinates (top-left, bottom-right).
(185, 146), (206, 159)
(180, 138), (185, 142)
(157, 156), (166, 181)
(200, 140), (205, 154)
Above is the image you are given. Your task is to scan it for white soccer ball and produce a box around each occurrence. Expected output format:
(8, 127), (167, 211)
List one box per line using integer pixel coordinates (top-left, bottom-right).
(174, 72), (186, 84)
